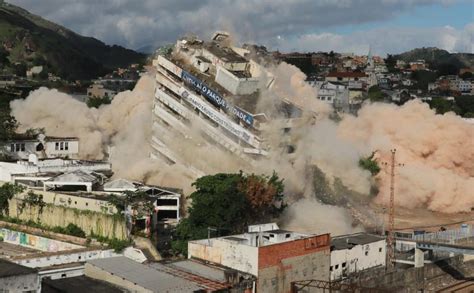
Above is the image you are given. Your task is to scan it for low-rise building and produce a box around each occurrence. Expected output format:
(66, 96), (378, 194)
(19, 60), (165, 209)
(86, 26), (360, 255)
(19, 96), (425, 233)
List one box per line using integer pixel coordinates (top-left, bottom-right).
(325, 71), (368, 83)
(85, 256), (233, 292)
(26, 66), (43, 78)
(330, 233), (386, 281)
(87, 83), (117, 99)
(0, 258), (40, 292)
(188, 223), (331, 293)
(2, 134), (79, 160)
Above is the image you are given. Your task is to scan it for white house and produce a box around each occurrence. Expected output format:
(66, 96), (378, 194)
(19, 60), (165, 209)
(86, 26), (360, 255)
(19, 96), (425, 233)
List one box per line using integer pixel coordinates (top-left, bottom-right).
(2, 134), (79, 160)
(330, 233), (386, 280)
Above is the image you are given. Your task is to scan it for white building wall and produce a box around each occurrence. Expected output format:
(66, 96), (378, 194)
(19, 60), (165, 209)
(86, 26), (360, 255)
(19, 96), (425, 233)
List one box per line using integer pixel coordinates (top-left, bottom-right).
(15, 249), (119, 268)
(215, 66), (259, 95)
(188, 239), (259, 276)
(3, 139), (79, 160)
(330, 239), (386, 280)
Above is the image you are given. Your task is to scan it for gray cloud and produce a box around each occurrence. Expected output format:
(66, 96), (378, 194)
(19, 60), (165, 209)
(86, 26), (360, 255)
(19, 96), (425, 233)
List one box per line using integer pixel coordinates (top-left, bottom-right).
(6, 0), (469, 54)
(278, 23), (474, 55)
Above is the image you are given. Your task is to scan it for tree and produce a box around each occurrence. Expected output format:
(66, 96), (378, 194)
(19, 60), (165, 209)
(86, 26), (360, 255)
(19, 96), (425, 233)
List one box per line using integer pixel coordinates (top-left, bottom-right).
(172, 172), (286, 256)
(454, 95), (474, 117)
(0, 183), (25, 217)
(359, 153), (381, 175)
(429, 97), (454, 114)
(0, 111), (17, 141)
(410, 70), (437, 90)
(368, 85), (385, 102)
(460, 72), (473, 79)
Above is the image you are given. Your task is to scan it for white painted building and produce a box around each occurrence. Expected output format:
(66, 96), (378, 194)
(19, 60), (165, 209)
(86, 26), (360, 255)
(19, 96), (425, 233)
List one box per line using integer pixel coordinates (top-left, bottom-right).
(2, 134), (79, 160)
(0, 158), (111, 182)
(330, 233), (386, 280)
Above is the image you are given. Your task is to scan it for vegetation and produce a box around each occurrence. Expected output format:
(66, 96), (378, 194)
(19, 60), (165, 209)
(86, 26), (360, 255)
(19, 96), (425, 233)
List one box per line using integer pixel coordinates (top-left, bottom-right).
(51, 223), (86, 238)
(86, 96), (112, 108)
(428, 95), (474, 117)
(17, 190), (46, 221)
(172, 172), (286, 256)
(410, 70), (437, 90)
(367, 85), (386, 102)
(0, 183), (25, 216)
(0, 2), (146, 80)
(359, 153), (381, 175)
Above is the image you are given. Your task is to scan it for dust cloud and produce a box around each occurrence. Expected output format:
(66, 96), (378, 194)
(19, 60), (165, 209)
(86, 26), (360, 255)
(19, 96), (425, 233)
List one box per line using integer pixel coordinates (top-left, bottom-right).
(9, 58), (474, 238)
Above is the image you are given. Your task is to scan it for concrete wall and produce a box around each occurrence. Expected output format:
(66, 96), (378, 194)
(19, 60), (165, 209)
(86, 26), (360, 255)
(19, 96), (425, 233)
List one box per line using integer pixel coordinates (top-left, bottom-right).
(15, 190), (116, 215)
(215, 65), (259, 95)
(0, 273), (40, 293)
(330, 239), (386, 280)
(85, 262), (151, 293)
(188, 239), (259, 276)
(8, 198), (127, 239)
(257, 234), (331, 293)
(0, 228), (83, 252)
(16, 249), (118, 269)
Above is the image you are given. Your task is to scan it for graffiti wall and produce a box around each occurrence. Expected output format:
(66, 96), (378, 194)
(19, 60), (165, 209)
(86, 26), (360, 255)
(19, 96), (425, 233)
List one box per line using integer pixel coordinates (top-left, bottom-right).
(0, 228), (83, 252)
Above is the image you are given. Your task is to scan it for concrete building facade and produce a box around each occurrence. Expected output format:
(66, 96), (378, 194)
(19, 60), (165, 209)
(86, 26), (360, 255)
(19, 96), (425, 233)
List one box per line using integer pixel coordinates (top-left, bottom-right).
(330, 233), (386, 281)
(3, 135), (79, 161)
(188, 223), (331, 293)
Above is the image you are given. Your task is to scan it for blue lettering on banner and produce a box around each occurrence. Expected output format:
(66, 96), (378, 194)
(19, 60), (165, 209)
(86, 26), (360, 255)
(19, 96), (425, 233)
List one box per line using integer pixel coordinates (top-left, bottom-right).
(181, 70), (254, 126)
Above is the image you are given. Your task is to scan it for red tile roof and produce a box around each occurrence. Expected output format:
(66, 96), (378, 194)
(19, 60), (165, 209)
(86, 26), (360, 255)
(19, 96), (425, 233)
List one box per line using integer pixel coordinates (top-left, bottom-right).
(326, 71), (367, 78)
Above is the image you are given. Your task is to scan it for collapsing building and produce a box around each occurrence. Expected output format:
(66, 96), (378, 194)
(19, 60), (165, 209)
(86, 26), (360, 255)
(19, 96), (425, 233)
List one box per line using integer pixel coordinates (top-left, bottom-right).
(152, 32), (305, 174)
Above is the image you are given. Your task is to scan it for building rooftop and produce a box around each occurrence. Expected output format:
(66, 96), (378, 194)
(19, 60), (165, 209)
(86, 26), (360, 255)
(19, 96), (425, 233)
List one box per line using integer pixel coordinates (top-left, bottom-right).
(326, 71), (367, 78)
(0, 241), (39, 259)
(46, 170), (99, 183)
(42, 275), (126, 293)
(0, 258), (37, 278)
(331, 233), (385, 251)
(204, 42), (247, 64)
(87, 257), (205, 292)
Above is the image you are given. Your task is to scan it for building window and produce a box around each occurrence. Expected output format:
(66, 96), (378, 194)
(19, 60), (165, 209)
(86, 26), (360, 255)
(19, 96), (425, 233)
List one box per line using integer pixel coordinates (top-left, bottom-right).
(379, 247), (382, 252)
(335, 264), (339, 269)
(365, 251), (369, 256)
(65, 142), (69, 150)
(20, 143), (25, 151)
(330, 266), (333, 271)
(10, 144), (14, 152)
(86, 202), (89, 206)
(60, 142), (64, 150)
(15, 143), (20, 152)
(342, 262), (346, 268)
(55, 142), (59, 150)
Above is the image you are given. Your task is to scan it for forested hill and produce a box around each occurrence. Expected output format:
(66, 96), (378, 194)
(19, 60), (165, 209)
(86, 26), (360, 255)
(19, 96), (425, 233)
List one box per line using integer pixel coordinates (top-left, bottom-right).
(0, 2), (146, 80)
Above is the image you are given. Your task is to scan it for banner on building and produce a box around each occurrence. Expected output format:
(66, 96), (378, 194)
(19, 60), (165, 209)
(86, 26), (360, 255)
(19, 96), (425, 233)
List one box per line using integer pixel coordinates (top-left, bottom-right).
(180, 70), (254, 126)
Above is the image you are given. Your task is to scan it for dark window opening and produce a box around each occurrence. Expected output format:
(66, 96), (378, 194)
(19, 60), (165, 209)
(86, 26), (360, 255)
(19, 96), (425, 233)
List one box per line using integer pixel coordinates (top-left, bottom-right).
(157, 210), (178, 221)
(342, 262), (346, 268)
(156, 199), (178, 206)
(36, 143), (44, 152)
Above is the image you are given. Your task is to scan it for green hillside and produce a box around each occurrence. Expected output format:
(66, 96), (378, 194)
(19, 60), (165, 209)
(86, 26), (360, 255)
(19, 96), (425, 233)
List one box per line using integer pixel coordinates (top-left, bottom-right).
(394, 47), (474, 75)
(0, 2), (146, 80)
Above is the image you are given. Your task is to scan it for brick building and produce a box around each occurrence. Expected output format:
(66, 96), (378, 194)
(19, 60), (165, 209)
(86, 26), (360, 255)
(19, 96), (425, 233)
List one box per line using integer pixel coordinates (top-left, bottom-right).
(188, 223), (330, 293)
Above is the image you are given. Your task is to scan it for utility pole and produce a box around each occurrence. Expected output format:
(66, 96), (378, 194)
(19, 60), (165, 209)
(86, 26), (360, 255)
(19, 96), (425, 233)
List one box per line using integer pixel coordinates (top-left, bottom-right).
(383, 148), (404, 271)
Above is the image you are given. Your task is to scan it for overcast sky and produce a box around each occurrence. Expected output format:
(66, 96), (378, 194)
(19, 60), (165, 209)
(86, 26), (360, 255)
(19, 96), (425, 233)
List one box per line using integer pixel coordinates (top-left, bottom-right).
(6, 0), (474, 55)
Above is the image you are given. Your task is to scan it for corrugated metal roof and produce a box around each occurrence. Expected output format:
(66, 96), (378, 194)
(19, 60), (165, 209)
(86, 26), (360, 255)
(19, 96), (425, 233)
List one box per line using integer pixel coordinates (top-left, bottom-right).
(48, 170), (97, 183)
(87, 257), (203, 292)
(162, 260), (228, 283)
